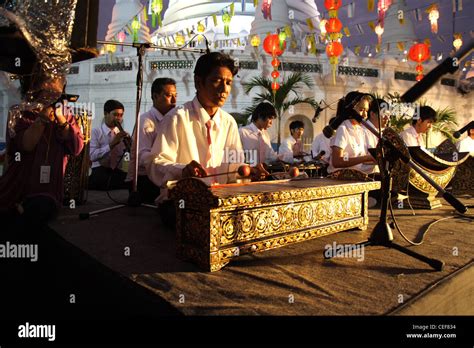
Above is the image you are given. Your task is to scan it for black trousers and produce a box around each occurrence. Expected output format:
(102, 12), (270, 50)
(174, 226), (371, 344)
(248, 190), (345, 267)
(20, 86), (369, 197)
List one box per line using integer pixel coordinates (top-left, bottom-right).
(88, 166), (128, 190)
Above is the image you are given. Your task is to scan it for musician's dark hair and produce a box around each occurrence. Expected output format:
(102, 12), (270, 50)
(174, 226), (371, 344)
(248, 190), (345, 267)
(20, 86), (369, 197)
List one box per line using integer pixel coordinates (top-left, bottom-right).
(369, 98), (388, 117)
(289, 120), (305, 131)
(413, 105), (437, 125)
(336, 91), (373, 120)
(104, 99), (124, 114)
(194, 52), (239, 79)
(151, 78), (176, 96)
(251, 102), (276, 122)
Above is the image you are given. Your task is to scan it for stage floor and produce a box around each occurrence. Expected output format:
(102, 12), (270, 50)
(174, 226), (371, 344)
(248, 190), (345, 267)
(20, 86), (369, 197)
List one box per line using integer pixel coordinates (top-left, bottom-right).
(50, 189), (474, 316)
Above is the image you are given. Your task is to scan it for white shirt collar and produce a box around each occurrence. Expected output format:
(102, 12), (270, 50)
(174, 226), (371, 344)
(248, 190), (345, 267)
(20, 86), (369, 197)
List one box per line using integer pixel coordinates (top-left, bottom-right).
(249, 122), (263, 134)
(101, 122), (118, 136)
(192, 96), (221, 131)
(150, 106), (164, 123)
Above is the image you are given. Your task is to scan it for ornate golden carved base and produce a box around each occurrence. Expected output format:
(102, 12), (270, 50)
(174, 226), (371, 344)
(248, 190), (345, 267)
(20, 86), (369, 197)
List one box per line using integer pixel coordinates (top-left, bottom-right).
(171, 178), (380, 272)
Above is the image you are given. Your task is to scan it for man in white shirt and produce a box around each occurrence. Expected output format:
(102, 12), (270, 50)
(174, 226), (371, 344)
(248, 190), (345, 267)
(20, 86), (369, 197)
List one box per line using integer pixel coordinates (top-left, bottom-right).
(328, 92), (376, 174)
(279, 120), (306, 163)
(311, 116), (336, 164)
(89, 100), (130, 190)
(400, 106), (437, 148)
(126, 78), (177, 203)
(239, 102), (279, 166)
(456, 126), (474, 157)
(361, 98), (390, 174)
(147, 52), (267, 207)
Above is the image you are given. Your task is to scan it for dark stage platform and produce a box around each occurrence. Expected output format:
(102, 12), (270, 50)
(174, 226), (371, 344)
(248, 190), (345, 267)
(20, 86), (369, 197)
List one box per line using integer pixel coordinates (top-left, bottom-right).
(40, 189), (474, 316)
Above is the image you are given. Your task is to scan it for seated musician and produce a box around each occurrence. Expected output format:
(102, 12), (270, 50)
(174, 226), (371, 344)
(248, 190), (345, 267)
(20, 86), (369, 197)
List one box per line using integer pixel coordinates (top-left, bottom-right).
(89, 100), (130, 190)
(126, 78), (177, 203)
(361, 98), (390, 174)
(311, 116), (336, 165)
(0, 70), (84, 232)
(327, 92), (376, 175)
(239, 102), (280, 166)
(399, 106), (437, 148)
(456, 125), (474, 157)
(279, 121), (307, 163)
(147, 52), (268, 210)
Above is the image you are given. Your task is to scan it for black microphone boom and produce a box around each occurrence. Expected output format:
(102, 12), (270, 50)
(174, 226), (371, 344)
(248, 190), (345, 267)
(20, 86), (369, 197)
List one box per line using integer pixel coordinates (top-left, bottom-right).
(453, 120), (474, 139)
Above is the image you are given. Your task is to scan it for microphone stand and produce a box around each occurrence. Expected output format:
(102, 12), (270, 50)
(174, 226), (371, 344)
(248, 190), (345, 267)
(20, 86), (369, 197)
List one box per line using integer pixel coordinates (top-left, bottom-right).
(324, 112), (468, 270)
(79, 37), (210, 220)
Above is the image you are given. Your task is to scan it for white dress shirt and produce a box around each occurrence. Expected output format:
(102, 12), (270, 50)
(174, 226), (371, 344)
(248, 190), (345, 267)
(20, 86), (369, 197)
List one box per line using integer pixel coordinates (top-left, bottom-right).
(279, 136), (301, 163)
(400, 125), (424, 147)
(90, 122), (126, 169)
(456, 136), (474, 157)
(361, 120), (379, 174)
(328, 119), (371, 174)
(146, 97), (244, 200)
(126, 106), (168, 181)
(239, 123), (278, 165)
(311, 133), (331, 164)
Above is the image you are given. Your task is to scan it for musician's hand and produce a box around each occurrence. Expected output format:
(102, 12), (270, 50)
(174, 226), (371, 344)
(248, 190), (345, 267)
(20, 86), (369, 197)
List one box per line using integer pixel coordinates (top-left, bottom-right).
(250, 163), (270, 181)
(182, 160), (207, 178)
(109, 131), (128, 148)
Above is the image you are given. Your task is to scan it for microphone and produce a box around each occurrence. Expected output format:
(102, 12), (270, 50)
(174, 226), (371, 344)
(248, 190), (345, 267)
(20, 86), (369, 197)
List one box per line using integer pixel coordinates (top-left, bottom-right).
(453, 121), (474, 139)
(312, 103), (324, 123)
(113, 120), (132, 152)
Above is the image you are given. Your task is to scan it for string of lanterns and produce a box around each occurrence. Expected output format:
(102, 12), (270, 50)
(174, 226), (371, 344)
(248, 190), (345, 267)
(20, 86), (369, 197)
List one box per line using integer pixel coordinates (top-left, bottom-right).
(323, 0), (343, 85)
(263, 33), (286, 93)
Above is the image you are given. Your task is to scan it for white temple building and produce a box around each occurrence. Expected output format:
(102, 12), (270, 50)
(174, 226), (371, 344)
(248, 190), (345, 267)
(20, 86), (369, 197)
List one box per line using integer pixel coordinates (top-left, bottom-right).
(0, 0), (472, 150)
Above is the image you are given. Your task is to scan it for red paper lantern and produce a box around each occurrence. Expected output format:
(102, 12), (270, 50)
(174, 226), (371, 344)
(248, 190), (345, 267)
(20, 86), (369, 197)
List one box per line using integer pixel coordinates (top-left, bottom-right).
(408, 43), (430, 64)
(325, 18), (342, 33)
(415, 65), (423, 73)
(324, 0), (342, 11)
(271, 58), (280, 67)
(271, 70), (280, 79)
(263, 34), (286, 56)
(271, 82), (280, 90)
(416, 74), (424, 81)
(326, 41), (343, 58)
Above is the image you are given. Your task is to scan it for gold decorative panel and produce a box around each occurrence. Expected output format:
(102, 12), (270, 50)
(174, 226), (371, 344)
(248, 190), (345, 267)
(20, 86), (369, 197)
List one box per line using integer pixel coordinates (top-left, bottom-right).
(171, 178), (380, 271)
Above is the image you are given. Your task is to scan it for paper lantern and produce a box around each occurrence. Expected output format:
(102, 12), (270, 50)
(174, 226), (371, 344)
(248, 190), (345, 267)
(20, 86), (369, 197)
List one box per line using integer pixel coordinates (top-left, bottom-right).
(151, 0), (163, 27)
(263, 34), (286, 56)
(375, 24), (384, 45)
(250, 35), (261, 47)
(324, 0), (342, 11)
(222, 12), (232, 37)
(377, 0), (392, 27)
(326, 18), (342, 33)
(409, 42), (430, 81)
(197, 22), (206, 33)
(271, 58), (280, 67)
(408, 43), (430, 63)
(271, 82), (280, 90)
(428, 5), (439, 34)
(271, 70), (280, 79)
(131, 17), (140, 42)
(326, 41), (343, 84)
(175, 33), (185, 46)
(453, 33), (463, 51)
(326, 41), (343, 58)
